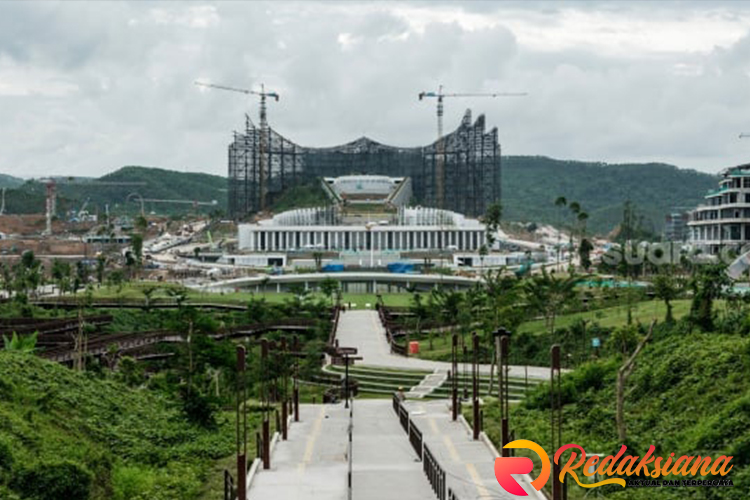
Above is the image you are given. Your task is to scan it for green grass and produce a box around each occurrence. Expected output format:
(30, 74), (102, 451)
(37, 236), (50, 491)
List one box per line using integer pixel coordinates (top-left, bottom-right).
(469, 329), (750, 500)
(82, 284), (412, 310)
(409, 299), (701, 362)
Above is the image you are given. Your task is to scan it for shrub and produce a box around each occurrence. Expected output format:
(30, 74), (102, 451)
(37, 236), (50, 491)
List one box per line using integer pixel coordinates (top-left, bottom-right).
(13, 459), (93, 500)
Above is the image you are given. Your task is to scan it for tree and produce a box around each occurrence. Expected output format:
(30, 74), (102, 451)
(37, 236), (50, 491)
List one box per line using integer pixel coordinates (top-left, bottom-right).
(478, 244), (488, 270)
(484, 202), (502, 247)
(141, 285), (159, 310)
(320, 277), (340, 306)
(554, 197), (567, 266)
(166, 286), (189, 309)
(312, 251), (323, 272)
(689, 264), (730, 331)
(130, 234), (144, 279)
(578, 238), (594, 271)
(616, 321), (655, 443)
(51, 259), (71, 296)
(652, 272), (681, 323)
(95, 254), (106, 285)
(522, 269), (578, 343)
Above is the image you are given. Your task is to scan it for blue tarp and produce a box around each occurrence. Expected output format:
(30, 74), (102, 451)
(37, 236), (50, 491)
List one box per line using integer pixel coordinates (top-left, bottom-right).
(387, 262), (415, 273)
(322, 264), (345, 272)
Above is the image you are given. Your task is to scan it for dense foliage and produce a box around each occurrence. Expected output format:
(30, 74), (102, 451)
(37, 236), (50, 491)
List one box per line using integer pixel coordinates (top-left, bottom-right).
(481, 325), (750, 499)
(503, 156), (716, 234)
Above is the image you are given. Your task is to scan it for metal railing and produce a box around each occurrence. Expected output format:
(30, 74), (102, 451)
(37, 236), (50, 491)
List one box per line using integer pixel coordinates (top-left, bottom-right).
(424, 444), (446, 500)
(223, 469), (235, 500)
(409, 420), (423, 458)
(398, 404), (409, 433)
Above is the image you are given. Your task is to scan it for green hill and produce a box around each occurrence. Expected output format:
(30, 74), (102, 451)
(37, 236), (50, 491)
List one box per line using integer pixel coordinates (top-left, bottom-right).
(0, 159), (720, 231)
(2, 167), (228, 218)
(0, 352), (235, 500)
(503, 156), (717, 235)
(480, 329), (750, 499)
(0, 174), (23, 189)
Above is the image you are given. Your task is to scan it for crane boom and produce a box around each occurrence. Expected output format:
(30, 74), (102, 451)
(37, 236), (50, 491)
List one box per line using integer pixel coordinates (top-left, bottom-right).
(194, 81), (279, 101)
(196, 80), (280, 211)
(418, 85), (527, 208)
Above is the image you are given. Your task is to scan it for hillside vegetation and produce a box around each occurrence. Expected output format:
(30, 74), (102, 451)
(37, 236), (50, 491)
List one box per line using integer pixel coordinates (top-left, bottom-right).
(0, 157), (718, 231)
(478, 328), (750, 499)
(0, 174), (23, 189)
(0, 352), (236, 500)
(503, 156), (717, 234)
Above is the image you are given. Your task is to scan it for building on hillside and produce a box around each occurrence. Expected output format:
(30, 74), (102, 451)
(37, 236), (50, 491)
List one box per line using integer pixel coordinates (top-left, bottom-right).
(688, 163), (750, 254)
(227, 110), (501, 219)
(664, 211), (688, 242)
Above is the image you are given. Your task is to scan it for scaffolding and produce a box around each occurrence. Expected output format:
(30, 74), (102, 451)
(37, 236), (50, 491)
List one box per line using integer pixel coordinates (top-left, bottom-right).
(228, 110), (501, 219)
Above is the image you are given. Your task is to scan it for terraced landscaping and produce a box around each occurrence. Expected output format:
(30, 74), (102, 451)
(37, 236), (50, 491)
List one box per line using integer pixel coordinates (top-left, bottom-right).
(324, 364), (543, 400)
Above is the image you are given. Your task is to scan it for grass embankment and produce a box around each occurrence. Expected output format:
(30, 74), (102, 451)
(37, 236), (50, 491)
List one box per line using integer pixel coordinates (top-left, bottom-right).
(0, 352), (254, 500)
(411, 299), (697, 363)
(470, 330), (750, 499)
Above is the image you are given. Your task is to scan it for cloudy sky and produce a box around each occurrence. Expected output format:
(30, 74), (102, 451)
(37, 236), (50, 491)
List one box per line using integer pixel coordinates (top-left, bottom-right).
(3, 0), (750, 179)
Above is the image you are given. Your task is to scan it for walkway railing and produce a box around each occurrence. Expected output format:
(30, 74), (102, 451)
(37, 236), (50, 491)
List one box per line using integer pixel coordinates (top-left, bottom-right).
(391, 394), (460, 500)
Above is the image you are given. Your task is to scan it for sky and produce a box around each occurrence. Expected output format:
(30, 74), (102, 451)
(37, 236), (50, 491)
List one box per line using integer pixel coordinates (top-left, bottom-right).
(2, 0), (750, 179)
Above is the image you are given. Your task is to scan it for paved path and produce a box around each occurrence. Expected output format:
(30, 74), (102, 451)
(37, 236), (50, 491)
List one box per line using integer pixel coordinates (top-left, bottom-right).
(404, 399), (546, 500)
(336, 310), (552, 379)
(247, 404), (349, 500)
(351, 399), (435, 500)
(247, 400), (436, 500)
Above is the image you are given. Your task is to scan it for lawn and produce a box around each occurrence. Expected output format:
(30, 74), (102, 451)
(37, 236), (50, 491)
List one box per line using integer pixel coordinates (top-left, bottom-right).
(72, 283), (414, 310)
(409, 299), (707, 363)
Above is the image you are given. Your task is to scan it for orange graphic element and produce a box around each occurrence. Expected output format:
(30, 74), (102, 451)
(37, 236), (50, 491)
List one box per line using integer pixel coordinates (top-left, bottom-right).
(494, 439), (550, 496)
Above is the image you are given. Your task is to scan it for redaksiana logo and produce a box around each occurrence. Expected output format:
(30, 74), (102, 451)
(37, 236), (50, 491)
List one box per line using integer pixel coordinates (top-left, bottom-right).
(494, 440), (734, 496)
(493, 440), (549, 496)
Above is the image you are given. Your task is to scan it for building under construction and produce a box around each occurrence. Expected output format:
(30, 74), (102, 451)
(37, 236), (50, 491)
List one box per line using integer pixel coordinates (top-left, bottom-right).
(228, 110), (501, 219)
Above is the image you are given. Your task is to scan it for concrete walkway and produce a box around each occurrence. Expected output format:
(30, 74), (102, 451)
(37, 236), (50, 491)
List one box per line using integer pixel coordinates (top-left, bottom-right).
(404, 399), (546, 500)
(351, 399), (436, 500)
(247, 404), (349, 500)
(336, 310), (552, 379)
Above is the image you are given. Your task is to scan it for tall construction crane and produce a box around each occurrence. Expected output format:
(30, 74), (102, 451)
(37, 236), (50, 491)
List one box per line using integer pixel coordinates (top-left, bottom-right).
(195, 80), (280, 211)
(418, 85), (527, 208)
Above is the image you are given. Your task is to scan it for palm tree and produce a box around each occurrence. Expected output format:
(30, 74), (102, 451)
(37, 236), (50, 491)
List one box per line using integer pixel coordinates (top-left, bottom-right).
(522, 269), (578, 343)
(554, 197), (567, 266)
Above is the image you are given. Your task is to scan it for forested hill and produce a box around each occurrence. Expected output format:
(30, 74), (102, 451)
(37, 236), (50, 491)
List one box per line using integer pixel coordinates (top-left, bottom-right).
(0, 174), (23, 189)
(0, 159), (721, 229)
(4, 166), (228, 217)
(502, 156), (718, 235)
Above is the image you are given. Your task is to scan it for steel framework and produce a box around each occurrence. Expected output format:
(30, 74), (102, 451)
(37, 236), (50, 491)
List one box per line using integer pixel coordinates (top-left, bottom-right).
(228, 110), (501, 219)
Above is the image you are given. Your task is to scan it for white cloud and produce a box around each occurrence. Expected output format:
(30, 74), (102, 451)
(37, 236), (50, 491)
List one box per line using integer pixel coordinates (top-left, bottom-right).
(1, 0), (750, 179)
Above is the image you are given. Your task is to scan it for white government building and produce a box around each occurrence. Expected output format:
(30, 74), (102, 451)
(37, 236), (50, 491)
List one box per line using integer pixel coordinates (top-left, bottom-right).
(238, 205), (489, 253)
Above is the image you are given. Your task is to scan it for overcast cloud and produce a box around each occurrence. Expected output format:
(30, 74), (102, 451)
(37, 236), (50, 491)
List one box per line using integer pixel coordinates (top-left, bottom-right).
(2, 0), (750, 178)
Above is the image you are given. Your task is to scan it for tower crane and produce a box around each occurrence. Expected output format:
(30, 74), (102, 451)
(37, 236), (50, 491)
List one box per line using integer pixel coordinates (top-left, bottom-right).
(195, 80), (280, 211)
(418, 85), (527, 208)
